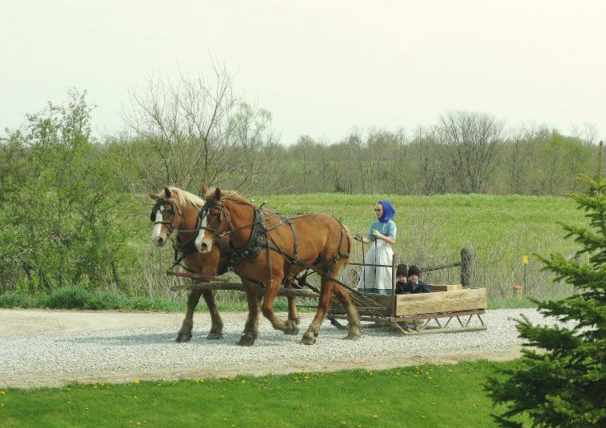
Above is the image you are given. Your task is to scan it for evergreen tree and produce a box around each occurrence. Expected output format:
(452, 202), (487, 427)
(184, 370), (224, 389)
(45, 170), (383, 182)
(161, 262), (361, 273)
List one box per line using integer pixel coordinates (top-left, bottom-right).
(485, 143), (606, 427)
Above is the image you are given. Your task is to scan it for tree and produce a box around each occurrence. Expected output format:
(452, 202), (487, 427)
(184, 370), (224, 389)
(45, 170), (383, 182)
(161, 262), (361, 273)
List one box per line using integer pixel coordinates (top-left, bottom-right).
(485, 143), (606, 427)
(0, 89), (129, 292)
(435, 111), (503, 193)
(123, 65), (278, 193)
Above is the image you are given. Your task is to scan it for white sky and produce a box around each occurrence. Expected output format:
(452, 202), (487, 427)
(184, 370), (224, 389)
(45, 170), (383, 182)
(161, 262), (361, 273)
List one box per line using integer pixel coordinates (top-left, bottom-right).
(2, 0), (605, 144)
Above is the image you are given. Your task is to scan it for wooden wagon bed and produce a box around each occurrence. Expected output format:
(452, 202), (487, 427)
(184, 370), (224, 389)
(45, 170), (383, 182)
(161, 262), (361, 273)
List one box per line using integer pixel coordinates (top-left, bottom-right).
(329, 284), (488, 335)
(167, 270), (488, 335)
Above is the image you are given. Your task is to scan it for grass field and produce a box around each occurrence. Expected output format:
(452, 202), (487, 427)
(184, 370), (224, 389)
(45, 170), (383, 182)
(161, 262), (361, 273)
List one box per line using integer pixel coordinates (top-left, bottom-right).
(244, 193), (585, 302)
(0, 361), (525, 427)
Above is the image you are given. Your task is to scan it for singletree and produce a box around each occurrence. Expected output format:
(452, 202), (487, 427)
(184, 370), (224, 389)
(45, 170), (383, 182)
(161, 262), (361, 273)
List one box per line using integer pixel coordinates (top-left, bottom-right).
(485, 143), (606, 427)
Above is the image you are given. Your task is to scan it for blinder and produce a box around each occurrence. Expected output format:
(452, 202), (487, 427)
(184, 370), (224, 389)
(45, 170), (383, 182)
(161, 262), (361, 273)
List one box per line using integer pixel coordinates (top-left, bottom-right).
(196, 199), (223, 237)
(150, 199), (178, 233)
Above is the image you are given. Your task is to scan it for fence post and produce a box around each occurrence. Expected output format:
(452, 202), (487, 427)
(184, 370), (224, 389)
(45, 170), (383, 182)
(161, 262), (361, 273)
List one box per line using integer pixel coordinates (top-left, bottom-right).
(461, 247), (473, 288)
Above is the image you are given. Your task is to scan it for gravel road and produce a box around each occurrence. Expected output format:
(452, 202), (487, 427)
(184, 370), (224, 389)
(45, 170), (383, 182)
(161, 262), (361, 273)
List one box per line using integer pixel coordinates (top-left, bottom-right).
(0, 308), (557, 389)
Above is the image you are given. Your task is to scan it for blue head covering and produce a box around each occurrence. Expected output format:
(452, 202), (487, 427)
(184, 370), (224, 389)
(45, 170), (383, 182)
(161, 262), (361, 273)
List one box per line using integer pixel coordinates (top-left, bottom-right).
(378, 200), (395, 223)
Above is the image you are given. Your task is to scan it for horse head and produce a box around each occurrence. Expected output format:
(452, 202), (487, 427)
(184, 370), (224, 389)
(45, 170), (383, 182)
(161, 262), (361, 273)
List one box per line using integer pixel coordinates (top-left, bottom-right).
(195, 187), (224, 253)
(149, 186), (203, 247)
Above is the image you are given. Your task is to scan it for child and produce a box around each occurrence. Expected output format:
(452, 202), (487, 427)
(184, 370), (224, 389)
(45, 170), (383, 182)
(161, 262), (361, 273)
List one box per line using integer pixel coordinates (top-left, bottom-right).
(402, 265), (431, 293)
(395, 264), (409, 294)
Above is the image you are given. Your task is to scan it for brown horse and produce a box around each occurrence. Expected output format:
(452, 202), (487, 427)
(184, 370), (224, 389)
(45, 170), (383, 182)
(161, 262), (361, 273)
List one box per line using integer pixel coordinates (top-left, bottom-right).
(149, 186), (227, 342)
(149, 186), (301, 342)
(195, 187), (361, 345)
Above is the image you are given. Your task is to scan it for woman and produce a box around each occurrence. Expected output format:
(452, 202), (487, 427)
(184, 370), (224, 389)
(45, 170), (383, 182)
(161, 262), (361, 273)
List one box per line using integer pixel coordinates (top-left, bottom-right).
(356, 200), (397, 294)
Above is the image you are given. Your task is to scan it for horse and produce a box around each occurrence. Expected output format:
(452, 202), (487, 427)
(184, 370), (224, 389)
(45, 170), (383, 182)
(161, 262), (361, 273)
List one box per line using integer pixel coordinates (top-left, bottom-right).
(149, 186), (302, 342)
(149, 186), (227, 342)
(195, 187), (361, 345)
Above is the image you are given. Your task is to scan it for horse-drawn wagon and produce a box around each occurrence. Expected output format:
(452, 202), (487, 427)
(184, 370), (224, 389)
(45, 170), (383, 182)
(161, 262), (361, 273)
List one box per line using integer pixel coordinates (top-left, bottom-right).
(149, 185), (487, 344)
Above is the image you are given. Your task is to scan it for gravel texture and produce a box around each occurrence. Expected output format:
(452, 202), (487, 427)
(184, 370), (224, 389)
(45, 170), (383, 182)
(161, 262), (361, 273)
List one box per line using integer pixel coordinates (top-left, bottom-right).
(0, 308), (561, 388)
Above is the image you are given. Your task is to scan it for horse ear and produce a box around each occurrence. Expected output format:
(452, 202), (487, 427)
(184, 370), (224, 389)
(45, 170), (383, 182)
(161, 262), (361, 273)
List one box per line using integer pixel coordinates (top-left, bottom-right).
(163, 187), (171, 199)
(148, 192), (158, 200)
(214, 188), (222, 200)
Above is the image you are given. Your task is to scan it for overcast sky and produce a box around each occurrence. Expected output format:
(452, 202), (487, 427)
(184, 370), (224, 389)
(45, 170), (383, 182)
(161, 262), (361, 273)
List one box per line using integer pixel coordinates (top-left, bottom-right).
(2, 1), (605, 144)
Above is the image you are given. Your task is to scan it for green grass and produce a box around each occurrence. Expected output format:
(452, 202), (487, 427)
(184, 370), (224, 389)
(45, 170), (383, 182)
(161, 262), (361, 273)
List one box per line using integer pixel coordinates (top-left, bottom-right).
(2, 193), (583, 307)
(255, 193), (584, 301)
(0, 361), (525, 428)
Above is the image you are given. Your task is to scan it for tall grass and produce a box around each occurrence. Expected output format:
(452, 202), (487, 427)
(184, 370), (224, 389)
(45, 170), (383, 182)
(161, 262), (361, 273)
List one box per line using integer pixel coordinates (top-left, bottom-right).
(124, 193), (583, 305)
(253, 193), (583, 301)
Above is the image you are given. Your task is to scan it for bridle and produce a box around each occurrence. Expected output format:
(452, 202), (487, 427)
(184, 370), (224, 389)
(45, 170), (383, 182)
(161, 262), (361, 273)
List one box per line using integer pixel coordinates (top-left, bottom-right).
(197, 197), (257, 238)
(150, 199), (179, 235)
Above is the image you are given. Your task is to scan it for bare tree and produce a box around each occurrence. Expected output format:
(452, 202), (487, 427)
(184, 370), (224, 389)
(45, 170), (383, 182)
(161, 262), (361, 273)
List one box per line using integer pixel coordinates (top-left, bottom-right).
(435, 111), (503, 193)
(123, 64), (276, 192)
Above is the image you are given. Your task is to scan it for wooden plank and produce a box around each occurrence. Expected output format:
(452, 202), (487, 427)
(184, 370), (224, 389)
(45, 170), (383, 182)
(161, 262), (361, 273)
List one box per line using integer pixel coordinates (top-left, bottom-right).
(394, 288), (487, 316)
(430, 283), (463, 292)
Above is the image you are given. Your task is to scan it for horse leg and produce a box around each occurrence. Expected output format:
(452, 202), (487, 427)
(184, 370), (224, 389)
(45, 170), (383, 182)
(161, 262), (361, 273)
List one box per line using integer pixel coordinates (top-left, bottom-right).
(332, 284), (361, 340)
(201, 289), (223, 339)
(301, 278), (334, 345)
(238, 284), (260, 346)
(261, 279), (298, 335)
(302, 269), (360, 345)
(287, 295), (300, 330)
(176, 289), (203, 342)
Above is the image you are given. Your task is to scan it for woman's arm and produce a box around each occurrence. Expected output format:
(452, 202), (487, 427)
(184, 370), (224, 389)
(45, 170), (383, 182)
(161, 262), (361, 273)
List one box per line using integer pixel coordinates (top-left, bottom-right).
(371, 230), (395, 245)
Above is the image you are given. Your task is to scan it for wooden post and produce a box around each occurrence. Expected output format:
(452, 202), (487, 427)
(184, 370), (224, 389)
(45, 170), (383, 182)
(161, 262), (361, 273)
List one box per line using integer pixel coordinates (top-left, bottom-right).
(391, 253), (397, 316)
(460, 247), (473, 288)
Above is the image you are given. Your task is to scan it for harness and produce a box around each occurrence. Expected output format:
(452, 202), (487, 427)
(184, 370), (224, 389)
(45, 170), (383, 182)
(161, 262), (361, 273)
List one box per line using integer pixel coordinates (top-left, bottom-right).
(199, 197), (351, 280)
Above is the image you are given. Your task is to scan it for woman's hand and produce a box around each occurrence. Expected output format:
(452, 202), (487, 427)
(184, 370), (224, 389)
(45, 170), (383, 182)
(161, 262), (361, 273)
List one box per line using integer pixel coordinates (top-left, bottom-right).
(372, 229), (395, 245)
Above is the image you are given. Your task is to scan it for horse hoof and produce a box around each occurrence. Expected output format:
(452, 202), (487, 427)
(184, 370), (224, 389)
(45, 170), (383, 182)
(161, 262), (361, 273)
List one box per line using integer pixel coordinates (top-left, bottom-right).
(176, 333), (192, 343)
(284, 322), (299, 335)
(207, 332), (223, 340)
(345, 333), (361, 340)
(238, 336), (255, 346)
(301, 333), (316, 345)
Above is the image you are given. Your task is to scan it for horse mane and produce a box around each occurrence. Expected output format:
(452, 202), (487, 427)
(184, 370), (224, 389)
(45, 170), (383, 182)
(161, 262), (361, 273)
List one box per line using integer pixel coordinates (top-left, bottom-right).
(203, 187), (252, 205)
(221, 189), (251, 204)
(163, 186), (205, 209)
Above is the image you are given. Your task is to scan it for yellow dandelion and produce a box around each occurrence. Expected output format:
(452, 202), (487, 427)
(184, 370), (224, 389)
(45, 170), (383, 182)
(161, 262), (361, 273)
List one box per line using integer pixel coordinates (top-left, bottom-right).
(132, 378), (140, 385)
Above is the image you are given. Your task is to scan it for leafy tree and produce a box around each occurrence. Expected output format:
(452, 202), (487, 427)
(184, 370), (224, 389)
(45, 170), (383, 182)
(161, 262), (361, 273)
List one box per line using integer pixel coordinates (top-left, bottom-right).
(485, 143), (606, 427)
(0, 89), (130, 293)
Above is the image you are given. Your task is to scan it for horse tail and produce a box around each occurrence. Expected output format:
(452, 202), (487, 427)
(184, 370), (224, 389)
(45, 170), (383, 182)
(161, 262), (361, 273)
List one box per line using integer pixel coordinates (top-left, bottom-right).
(334, 216), (354, 263)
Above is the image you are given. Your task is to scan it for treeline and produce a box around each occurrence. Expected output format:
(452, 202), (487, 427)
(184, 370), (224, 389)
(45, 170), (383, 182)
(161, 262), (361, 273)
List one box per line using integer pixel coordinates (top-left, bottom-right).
(0, 78), (601, 296)
(261, 124), (598, 195)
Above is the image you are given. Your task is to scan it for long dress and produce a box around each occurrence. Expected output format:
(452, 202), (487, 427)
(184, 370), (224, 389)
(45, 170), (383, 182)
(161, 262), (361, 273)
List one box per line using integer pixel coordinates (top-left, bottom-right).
(357, 217), (396, 293)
